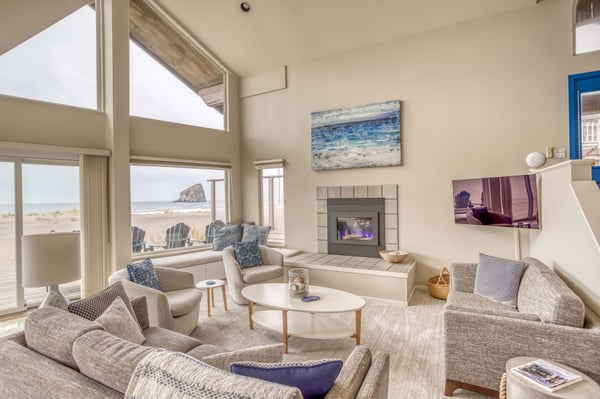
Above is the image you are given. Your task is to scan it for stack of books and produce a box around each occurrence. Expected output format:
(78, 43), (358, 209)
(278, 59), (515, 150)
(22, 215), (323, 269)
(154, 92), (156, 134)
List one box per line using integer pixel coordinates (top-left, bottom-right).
(510, 359), (582, 392)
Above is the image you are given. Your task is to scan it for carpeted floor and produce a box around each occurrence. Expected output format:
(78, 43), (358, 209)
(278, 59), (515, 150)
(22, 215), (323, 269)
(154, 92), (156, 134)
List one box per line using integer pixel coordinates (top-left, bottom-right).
(191, 286), (495, 399)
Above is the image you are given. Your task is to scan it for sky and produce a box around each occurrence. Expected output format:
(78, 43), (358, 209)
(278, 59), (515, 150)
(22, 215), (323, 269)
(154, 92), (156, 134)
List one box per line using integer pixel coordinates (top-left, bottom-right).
(0, 5), (225, 204)
(0, 5), (223, 128)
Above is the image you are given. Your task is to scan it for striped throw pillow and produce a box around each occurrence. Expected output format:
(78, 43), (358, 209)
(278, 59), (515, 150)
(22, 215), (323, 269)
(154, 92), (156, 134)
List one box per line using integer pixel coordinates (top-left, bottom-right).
(474, 253), (527, 309)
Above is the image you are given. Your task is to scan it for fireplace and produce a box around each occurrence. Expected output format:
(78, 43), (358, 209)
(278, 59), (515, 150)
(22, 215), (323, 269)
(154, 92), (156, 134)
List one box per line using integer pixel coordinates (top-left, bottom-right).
(327, 198), (385, 257)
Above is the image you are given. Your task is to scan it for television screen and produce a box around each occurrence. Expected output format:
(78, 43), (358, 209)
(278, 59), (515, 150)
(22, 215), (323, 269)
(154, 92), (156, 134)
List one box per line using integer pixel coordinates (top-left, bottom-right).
(452, 174), (539, 229)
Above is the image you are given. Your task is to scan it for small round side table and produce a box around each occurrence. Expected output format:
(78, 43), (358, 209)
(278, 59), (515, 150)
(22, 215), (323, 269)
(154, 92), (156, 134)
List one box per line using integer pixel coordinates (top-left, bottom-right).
(195, 279), (228, 317)
(506, 357), (600, 399)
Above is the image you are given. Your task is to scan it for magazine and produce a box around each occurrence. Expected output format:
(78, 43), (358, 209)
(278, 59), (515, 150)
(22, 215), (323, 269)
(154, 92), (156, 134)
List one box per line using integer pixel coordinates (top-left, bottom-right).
(510, 359), (582, 392)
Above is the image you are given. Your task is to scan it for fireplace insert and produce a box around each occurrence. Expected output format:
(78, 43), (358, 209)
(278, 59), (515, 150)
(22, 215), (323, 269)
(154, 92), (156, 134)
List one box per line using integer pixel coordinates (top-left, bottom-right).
(327, 198), (385, 257)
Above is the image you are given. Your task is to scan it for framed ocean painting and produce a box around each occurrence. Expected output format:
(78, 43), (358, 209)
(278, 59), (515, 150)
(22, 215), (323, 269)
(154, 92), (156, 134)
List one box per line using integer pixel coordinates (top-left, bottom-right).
(311, 100), (401, 170)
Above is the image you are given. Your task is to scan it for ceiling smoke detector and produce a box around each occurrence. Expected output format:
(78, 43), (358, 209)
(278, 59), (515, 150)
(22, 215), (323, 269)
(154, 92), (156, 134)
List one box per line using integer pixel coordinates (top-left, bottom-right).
(240, 2), (250, 12)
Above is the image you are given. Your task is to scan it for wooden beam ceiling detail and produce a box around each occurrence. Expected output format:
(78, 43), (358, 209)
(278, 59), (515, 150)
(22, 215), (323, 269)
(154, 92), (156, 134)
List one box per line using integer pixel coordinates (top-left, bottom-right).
(129, 0), (224, 114)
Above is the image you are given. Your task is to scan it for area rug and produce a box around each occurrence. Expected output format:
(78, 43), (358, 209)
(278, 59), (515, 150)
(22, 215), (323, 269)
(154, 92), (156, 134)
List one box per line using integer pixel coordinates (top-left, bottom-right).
(191, 287), (494, 399)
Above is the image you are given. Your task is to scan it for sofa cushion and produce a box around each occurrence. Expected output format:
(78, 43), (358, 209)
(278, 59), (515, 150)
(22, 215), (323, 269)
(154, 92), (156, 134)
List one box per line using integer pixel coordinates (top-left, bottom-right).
(185, 343), (230, 360)
(95, 297), (145, 344)
(150, 250), (223, 269)
(213, 224), (242, 251)
(127, 258), (162, 291)
(68, 281), (137, 322)
(518, 257), (585, 327)
(201, 343), (285, 371)
(231, 359), (343, 399)
(233, 239), (263, 269)
(24, 306), (104, 369)
(325, 345), (372, 399)
(0, 340), (122, 399)
(125, 349), (303, 399)
(446, 291), (540, 321)
(165, 288), (203, 317)
(474, 253), (526, 309)
(142, 326), (202, 352)
(242, 265), (284, 283)
(242, 223), (272, 245)
(73, 330), (153, 394)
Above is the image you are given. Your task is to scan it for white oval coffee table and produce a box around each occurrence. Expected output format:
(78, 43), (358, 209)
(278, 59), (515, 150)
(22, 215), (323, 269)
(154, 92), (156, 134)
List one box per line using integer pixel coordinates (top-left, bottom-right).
(241, 283), (366, 353)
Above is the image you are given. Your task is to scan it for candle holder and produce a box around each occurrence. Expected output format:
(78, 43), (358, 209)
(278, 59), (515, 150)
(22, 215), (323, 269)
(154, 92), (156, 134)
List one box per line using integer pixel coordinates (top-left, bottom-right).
(288, 268), (309, 298)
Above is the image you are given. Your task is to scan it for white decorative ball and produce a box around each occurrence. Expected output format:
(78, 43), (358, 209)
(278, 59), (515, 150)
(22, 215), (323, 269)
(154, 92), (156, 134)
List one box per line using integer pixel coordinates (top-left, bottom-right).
(526, 151), (546, 169)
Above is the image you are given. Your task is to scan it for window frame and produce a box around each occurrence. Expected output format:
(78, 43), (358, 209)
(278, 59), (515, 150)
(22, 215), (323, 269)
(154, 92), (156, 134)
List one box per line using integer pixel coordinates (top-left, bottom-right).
(255, 160), (286, 247)
(129, 158), (231, 256)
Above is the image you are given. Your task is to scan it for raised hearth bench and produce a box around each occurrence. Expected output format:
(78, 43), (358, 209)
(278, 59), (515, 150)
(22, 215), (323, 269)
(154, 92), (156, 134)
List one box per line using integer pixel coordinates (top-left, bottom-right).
(284, 252), (416, 304)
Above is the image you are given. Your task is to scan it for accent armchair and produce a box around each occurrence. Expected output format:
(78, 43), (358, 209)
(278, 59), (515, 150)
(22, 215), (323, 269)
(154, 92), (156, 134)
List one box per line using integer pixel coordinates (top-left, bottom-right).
(108, 266), (202, 335)
(222, 245), (284, 305)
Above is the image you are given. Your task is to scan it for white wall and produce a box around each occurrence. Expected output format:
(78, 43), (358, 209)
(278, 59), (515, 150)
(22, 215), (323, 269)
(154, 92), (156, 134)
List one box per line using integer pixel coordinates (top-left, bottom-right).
(239, 0), (600, 284)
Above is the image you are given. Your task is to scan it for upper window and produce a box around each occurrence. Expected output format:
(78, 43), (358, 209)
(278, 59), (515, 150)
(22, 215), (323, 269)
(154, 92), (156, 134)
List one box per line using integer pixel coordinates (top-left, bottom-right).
(129, 0), (225, 129)
(575, 0), (600, 54)
(130, 164), (228, 254)
(0, 4), (97, 109)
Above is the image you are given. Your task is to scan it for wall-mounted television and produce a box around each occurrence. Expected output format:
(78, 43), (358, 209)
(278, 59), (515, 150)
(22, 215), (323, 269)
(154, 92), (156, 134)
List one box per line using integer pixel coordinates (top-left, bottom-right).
(452, 174), (539, 229)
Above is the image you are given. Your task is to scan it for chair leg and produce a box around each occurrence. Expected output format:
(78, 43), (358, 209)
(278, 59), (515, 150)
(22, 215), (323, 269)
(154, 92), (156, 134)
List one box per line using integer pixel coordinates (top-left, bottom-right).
(445, 379), (499, 398)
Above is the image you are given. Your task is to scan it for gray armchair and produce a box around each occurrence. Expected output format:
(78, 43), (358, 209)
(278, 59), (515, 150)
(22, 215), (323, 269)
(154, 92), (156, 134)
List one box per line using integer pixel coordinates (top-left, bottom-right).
(444, 257), (600, 396)
(108, 266), (202, 335)
(222, 245), (284, 305)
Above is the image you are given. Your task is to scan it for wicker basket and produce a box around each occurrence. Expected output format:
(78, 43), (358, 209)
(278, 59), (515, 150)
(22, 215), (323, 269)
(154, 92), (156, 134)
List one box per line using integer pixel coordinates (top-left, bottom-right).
(427, 267), (450, 300)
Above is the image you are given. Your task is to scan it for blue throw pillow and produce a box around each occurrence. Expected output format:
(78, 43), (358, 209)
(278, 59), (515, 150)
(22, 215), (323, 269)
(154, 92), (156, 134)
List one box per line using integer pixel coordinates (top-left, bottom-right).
(242, 223), (272, 245)
(213, 224), (242, 251)
(127, 258), (162, 291)
(474, 253), (527, 308)
(231, 359), (343, 399)
(232, 239), (263, 269)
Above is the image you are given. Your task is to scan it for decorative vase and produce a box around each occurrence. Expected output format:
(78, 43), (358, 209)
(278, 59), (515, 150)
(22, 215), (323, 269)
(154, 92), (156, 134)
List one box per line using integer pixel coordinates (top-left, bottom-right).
(289, 268), (309, 298)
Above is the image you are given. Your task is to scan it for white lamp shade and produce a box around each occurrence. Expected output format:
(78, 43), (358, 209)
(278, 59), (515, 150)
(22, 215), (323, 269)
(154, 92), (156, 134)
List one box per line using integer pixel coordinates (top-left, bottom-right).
(22, 232), (81, 287)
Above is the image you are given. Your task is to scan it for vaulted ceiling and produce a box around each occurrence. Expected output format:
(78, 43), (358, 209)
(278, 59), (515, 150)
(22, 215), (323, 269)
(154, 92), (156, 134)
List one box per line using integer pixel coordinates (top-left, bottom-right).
(153, 0), (540, 77)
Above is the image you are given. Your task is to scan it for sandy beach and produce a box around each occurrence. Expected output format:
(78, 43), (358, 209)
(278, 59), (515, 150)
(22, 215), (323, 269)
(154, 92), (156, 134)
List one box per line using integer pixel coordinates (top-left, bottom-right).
(0, 209), (213, 259)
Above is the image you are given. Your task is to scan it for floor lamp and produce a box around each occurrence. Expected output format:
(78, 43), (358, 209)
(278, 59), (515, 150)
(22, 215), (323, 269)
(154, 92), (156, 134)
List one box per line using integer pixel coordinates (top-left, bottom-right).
(22, 232), (81, 310)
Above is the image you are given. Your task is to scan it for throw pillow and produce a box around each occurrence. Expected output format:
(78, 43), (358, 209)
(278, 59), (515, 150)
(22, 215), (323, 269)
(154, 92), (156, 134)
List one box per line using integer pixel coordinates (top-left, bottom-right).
(474, 253), (527, 309)
(95, 297), (145, 345)
(232, 239), (263, 269)
(242, 223), (272, 245)
(231, 359), (343, 399)
(127, 258), (162, 291)
(213, 224), (242, 251)
(68, 281), (138, 321)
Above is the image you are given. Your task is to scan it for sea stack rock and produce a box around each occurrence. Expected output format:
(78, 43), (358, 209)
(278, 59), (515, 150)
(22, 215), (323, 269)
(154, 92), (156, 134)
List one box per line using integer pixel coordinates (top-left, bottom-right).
(175, 183), (206, 202)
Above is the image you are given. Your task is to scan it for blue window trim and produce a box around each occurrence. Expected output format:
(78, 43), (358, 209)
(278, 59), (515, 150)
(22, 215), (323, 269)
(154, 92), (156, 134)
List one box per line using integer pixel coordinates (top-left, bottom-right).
(568, 70), (600, 185)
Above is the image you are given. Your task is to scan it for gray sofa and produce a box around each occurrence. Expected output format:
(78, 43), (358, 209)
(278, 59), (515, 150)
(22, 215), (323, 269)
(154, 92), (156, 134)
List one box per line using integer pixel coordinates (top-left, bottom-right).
(444, 256), (600, 397)
(0, 296), (389, 398)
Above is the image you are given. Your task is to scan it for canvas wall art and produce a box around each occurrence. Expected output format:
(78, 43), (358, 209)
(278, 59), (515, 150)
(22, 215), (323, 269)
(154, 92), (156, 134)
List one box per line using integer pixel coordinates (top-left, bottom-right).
(311, 100), (401, 170)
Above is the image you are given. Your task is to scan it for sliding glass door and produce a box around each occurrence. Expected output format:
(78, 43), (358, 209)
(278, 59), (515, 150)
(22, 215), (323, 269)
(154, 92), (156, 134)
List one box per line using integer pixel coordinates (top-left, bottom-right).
(0, 159), (81, 316)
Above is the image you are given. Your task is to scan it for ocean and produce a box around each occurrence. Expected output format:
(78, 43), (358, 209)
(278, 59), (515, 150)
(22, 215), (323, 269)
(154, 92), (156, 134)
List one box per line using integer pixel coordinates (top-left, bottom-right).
(0, 201), (220, 216)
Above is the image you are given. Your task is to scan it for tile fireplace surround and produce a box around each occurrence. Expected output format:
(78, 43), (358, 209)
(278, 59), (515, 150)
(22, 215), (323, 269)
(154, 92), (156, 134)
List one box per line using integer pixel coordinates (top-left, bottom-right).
(316, 184), (398, 254)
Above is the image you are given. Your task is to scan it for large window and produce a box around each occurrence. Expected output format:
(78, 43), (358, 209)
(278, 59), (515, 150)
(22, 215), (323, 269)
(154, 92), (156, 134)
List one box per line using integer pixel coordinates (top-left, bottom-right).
(129, 0), (225, 129)
(130, 164), (228, 254)
(259, 167), (285, 246)
(575, 0), (600, 54)
(0, 4), (96, 109)
(0, 160), (81, 316)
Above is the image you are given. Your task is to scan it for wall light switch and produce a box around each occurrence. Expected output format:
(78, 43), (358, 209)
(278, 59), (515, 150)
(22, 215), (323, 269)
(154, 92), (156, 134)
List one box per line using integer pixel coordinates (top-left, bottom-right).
(553, 147), (566, 158)
(545, 146), (554, 158)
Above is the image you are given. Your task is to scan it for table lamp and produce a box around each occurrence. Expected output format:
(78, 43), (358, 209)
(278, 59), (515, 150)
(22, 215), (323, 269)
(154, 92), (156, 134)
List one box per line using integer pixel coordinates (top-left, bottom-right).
(22, 232), (81, 310)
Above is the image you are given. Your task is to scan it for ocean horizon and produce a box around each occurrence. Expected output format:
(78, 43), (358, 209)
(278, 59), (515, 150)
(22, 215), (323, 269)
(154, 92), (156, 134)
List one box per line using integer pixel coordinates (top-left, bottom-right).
(0, 201), (221, 216)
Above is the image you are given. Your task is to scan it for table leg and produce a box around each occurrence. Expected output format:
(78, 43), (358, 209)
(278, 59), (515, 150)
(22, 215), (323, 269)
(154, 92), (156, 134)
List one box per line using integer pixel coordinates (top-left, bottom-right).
(207, 288), (211, 317)
(221, 284), (228, 311)
(355, 309), (362, 346)
(211, 288), (215, 307)
(282, 310), (289, 354)
(248, 300), (254, 329)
